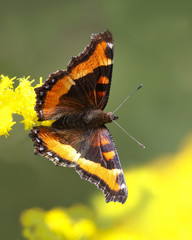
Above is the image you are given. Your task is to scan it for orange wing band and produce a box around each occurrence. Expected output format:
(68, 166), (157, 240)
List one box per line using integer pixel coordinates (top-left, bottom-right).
(70, 41), (112, 80)
(78, 158), (121, 191)
(43, 75), (75, 118)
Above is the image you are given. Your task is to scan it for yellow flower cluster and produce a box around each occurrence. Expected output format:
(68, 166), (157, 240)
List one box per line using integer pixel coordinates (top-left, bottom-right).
(0, 75), (40, 136)
(20, 135), (192, 240)
(21, 206), (96, 240)
(0, 75), (52, 136)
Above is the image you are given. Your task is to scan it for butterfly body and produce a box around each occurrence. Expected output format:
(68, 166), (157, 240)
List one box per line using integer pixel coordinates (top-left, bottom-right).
(30, 30), (128, 204)
(51, 109), (117, 130)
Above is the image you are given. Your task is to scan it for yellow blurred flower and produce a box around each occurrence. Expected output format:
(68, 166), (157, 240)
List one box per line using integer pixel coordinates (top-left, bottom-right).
(45, 208), (73, 238)
(20, 134), (192, 240)
(21, 207), (96, 240)
(73, 219), (96, 239)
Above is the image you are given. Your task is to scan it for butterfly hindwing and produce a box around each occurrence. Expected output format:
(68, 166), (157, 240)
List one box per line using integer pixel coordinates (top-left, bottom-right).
(35, 30), (113, 121)
(30, 125), (127, 203)
(76, 126), (127, 203)
(30, 126), (86, 167)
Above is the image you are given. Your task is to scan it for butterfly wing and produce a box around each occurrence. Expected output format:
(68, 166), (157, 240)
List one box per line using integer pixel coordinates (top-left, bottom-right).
(35, 30), (114, 121)
(67, 30), (114, 110)
(76, 126), (128, 204)
(30, 126), (127, 204)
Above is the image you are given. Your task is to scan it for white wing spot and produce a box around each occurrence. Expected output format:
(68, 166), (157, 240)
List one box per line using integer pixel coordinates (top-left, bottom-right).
(107, 42), (113, 49)
(46, 151), (53, 157)
(54, 157), (60, 162)
(120, 183), (126, 189)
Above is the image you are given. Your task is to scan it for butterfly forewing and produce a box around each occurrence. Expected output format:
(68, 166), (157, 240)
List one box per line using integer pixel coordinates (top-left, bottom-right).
(35, 30), (114, 121)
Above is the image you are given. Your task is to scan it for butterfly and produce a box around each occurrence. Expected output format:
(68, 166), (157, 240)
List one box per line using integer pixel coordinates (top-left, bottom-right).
(30, 30), (128, 204)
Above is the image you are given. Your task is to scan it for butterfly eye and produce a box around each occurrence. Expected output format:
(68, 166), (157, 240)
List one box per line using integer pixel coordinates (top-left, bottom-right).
(113, 115), (118, 120)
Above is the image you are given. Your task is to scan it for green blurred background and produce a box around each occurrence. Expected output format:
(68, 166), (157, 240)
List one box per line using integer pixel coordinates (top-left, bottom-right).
(0, 0), (192, 239)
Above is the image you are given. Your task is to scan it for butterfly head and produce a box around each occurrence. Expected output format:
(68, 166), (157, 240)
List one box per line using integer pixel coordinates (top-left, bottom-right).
(106, 112), (118, 121)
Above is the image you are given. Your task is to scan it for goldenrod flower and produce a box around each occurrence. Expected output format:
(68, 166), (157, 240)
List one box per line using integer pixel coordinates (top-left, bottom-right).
(0, 75), (37, 136)
(0, 75), (51, 136)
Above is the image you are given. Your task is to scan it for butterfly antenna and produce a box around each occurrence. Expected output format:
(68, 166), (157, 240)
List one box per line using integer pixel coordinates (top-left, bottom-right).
(112, 84), (143, 114)
(113, 120), (145, 148)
